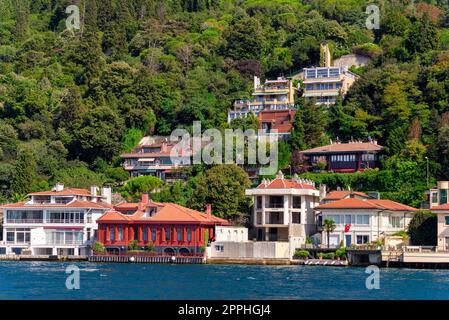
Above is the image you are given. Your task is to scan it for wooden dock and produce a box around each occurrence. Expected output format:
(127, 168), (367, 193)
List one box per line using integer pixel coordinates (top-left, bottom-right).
(0, 254), (88, 261)
(89, 255), (204, 264)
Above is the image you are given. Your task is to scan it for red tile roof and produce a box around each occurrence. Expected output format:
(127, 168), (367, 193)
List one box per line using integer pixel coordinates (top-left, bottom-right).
(28, 188), (101, 197)
(257, 178), (316, 190)
(323, 190), (370, 200)
(258, 109), (296, 133)
(98, 202), (231, 225)
(316, 198), (417, 211)
(431, 203), (449, 210)
(300, 142), (383, 154)
(1, 200), (112, 209)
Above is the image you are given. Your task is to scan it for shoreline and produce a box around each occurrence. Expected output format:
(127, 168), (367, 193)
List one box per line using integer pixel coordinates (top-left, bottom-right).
(3, 254), (449, 269)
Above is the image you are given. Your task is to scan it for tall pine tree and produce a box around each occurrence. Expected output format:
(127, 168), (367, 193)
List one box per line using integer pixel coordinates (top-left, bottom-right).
(12, 148), (37, 195)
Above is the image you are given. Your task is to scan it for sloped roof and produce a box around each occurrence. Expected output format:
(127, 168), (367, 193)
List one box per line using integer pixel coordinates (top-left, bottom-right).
(29, 188), (102, 197)
(98, 202), (231, 225)
(1, 200), (112, 209)
(257, 178), (316, 190)
(316, 198), (417, 211)
(323, 190), (370, 200)
(300, 142), (383, 154)
(258, 109), (296, 133)
(430, 203), (449, 211)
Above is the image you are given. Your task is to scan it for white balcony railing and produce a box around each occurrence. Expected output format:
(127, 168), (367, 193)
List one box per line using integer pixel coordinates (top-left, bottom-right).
(5, 219), (44, 224)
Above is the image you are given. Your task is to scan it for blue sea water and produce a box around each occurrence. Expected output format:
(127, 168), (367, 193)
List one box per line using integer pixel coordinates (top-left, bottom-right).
(1, 261), (449, 300)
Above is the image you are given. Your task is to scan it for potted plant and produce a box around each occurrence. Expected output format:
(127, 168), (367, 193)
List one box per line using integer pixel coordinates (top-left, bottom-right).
(294, 249), (310, 260)
(317, 253), (324, 260)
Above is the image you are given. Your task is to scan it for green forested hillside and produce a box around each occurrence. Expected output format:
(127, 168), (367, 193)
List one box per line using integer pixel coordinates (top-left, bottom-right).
(0, 0), (448, 207)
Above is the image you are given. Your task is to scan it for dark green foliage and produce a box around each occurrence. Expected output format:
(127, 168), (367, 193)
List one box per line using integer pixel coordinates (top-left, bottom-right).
(12, 148), (37, 195)
(189, 164), (251, 220)
(408, 210), (437, 246)
(0, 0), (447, 209)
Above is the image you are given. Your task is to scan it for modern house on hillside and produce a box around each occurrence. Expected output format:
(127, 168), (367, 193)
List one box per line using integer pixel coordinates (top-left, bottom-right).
(228, 76), (297, 123)
(315, 198), (417, 247)
(298, 140), (384, 173)
(121, 136), (191, 182)
(245, 172), (320, 244)
(301, 66), (356, 105)
(0, 184), (112, 256)
(97, 194), (231, 255)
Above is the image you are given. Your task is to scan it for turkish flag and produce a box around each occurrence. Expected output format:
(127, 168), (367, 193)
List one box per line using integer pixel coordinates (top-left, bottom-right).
(344, 224), (351, 233)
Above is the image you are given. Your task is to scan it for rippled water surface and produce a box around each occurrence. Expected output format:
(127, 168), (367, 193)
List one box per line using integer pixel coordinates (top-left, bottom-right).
(1, 261), (449, 299)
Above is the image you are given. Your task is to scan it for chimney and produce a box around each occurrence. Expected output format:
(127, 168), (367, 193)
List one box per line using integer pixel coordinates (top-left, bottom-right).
(206, 204), (212, 217)
(90, 186), (98, 202)
(101, 186), (112, 204)
(55, 183), (64, 192)
(319, 184), (327, 200)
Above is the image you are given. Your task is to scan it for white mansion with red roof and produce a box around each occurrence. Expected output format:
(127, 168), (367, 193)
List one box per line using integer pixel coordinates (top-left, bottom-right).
(0, 183), (112, 256)
(245, 172), (320, 244)
(316, 197), (417, 247)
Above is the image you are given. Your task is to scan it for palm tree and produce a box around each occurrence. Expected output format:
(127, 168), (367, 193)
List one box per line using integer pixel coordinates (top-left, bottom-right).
(323, 218), (337, 249)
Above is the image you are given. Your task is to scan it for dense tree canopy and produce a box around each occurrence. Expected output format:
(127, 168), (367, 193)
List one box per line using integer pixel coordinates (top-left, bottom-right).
(0, 0), (447, 210)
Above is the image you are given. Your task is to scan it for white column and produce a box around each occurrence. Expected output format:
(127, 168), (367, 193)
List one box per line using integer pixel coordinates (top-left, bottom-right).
(261, 195), (266, 225)
(283, 195), (289, 225)
(74, 247), (79, 256)
(52, 247), (57, 255)
(301, 196), (307, 225)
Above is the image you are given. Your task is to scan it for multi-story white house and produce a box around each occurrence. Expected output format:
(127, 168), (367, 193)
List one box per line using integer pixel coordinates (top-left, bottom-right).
(428, 181), (449, 250)
(0, 184), (112, 256)
(228, 76), (297, 122)
(245, 172), (320, 244)
(302, 66), (356, 105)
(121, 136), (191, 182)
(315, 198), (417, 247)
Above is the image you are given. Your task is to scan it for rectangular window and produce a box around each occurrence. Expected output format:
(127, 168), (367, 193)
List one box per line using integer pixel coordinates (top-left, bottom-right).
(389, 216), (402, 228)
(142, 228), (148, 242)
(165, 227), (170, 241)
(215, 245), (224, 252)
(445, 216), (449, 226)
(356, 235), (369, 244)
(110, 228), (115, 241)
(431, 192), (438, 204)
(356, 215), (370, 225)
(187, 228), (192, 242)
(440, 189), (448, 205)
(6, 231), (14, 242)
(151, 228), (156, 242)
(293, 196), (301, 209)
(118, 228), (123, 241)
(345, 215), (353, 225)
(177, 227), (182, 242)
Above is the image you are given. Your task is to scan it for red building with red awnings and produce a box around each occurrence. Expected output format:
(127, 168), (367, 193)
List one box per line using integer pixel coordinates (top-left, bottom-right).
(97, 194), (231, 255)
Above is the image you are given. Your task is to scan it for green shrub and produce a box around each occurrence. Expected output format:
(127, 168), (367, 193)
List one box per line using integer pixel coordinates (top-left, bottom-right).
(128, 240), (139, 251)
(324, 253), (335, 259)
(335, 247), (346, 258)
(146, 241), (156, 252)
(93, 242), (105, 253)
(294, 249), (309, 259)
